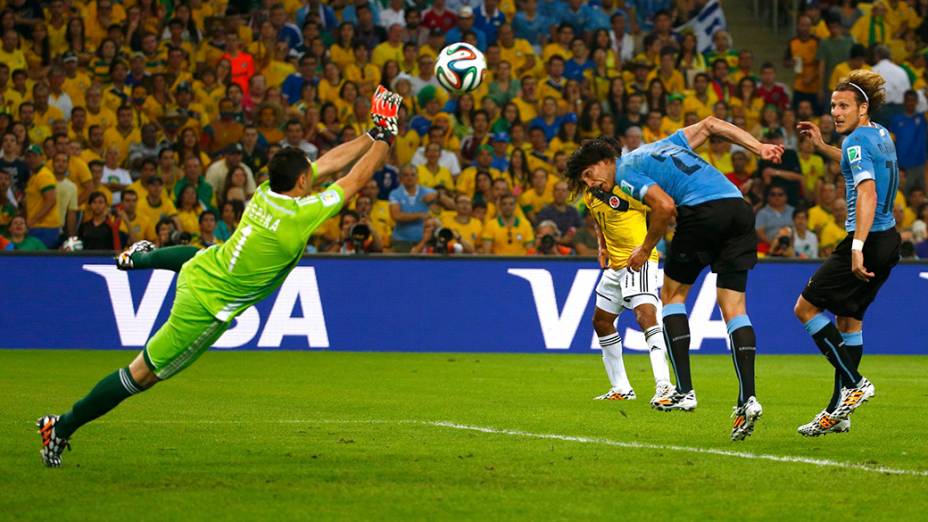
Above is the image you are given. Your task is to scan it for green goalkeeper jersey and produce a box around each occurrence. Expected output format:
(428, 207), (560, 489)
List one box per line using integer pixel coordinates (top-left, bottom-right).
(183, 180), (345, 321)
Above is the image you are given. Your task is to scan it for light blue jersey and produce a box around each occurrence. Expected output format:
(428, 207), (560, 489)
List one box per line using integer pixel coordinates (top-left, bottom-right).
(840, 124), (898, 232)
(613, 131), (743, 206)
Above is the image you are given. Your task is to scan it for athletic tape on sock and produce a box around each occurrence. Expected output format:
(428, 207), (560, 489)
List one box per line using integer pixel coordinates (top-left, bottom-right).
(661, 303), (687, 318)
(726, 315), (752, 335)
(803, 313), (831, 335)
(840, 331), (863, 346)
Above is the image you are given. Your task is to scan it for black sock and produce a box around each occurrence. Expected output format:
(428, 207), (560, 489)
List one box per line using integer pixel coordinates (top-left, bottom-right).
(826, 333), (864, 412)
(803, 314), (862, 386)
(55, 367), (143, 439)
(662, 304), (693, 393)
(727, 315), (757, 406)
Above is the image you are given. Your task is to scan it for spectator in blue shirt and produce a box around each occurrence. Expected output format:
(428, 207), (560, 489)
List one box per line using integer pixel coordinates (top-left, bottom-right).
(389, 164), (438, 252)
(513, 0), (551, 48)
(557, 0), (594, 34)
(490, 133), (511, 171)
(530, 97), (564, 141)
(632, 0), (674, 32)
(564, 38), (594, 82)
(890, 90), (927, 194)
(296, 2), (338, 31)
(445, 7), (488, 51)
(270, 4), (303, 49)
(281, 55), (318, 106)
(475, 0), (507, 45)
(587, 3), (613, 31)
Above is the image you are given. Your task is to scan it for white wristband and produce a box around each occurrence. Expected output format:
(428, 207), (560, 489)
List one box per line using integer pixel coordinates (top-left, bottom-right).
(851, 239), (864, 251)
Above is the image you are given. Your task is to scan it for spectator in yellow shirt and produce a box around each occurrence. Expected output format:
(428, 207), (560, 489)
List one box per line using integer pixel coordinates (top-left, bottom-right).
(417, 143), (455, 189)
(344, 42), (381, 93)
(481, 193), (534, 254)
(798, 136), (826, 197)
(648, 46), (686, 95)
(683, 73), (718, 120)
(518, 168), (554, 222)
(642, 110), (669, 143)
(0, 30), (27, 73)
(372, 24), (404, 67)
(828, 43), (869, 91)
(818, 198), (847, 257)
(330, 22), (356, 71)
(661, 93), (686, 136)
(117, 189), (155, 244)
(20, 102), (52, 147)
(102, 105), (141, 167)
(442, 194), (483, 252)
(32, 82), (65, 130)
(701, 136), (734, 174)
(136, 175), (180, 232)
(24, 145), (60, 247)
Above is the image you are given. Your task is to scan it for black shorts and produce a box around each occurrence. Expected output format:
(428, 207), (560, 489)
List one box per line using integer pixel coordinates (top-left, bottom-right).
(801, 229), (901, 320)
(664, 198), (758, 286)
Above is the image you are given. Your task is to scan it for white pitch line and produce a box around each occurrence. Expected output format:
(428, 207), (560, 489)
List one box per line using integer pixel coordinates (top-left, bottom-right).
(96, 418), (928, 478)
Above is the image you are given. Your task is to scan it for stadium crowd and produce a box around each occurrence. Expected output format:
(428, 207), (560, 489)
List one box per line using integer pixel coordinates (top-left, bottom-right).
(0, 0), (927, 259)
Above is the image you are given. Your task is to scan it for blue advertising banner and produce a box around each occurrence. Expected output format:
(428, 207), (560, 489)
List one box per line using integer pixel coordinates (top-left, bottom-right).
(1, 255), (925, 354)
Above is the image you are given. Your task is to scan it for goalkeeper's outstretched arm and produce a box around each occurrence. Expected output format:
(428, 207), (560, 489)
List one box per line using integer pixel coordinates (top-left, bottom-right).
(312, 134), (375, 183)
(334, 140), (390, 201)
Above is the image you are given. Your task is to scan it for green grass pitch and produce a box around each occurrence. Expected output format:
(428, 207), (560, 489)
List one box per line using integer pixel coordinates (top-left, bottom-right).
(1, 350), (926, 520)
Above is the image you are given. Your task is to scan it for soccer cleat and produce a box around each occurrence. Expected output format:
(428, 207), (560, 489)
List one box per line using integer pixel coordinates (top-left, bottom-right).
(831, 377), (875, 419)
(593, 388), (637, 401)
(116, 240), (155, 270)
(649, 381), (675, 408)
(730, 396), (763, 441)
(797, 410), (851, 437)
(651, 390), (697, 411)
(36, 415), (70, 468)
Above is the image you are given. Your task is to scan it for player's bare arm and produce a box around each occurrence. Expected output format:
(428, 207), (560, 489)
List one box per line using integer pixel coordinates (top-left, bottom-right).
(335, 141), (391, 200)
(683, 116), (784, 162)
(797, 121), (841, 162)
(851, 179), (877, 281)
(627, 185), (675, 271)
(595, 222), (609, 269)
(312, 135), (376, 182)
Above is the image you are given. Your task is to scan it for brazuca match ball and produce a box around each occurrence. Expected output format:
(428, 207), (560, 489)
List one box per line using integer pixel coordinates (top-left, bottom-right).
(434, 42), (487, 95)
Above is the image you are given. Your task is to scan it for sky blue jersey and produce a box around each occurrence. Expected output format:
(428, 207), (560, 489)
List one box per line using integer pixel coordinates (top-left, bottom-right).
(840, 124), (898, 233)
(613, 131), (743, 207)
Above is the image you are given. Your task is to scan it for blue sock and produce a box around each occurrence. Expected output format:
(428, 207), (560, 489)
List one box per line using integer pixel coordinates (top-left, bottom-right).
(804, 313), (861, 387)
(826, 331), (864, 412)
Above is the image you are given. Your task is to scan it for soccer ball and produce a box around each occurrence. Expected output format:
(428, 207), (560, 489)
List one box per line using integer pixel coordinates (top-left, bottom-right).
(61, 236), (83, 251)
(434, 42), (487, 95)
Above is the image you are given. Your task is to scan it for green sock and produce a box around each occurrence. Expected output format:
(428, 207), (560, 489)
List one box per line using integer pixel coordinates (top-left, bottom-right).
(131, 245), (200, 272)
(55, 368), (143, 439)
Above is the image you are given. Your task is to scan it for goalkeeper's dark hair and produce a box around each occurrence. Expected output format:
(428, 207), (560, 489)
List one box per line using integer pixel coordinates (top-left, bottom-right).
(564, 136), (621, 199)
(269, 147), (312, 193)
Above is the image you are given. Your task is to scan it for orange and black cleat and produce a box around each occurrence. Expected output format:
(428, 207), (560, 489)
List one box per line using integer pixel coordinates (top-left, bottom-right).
(36, 415), (70, 468)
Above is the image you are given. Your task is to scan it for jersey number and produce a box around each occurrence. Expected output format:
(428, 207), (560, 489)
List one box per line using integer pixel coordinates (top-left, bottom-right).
(883, 160), (899, 211)
(227, 224), (253, 273)
(649, 147), (707, 175)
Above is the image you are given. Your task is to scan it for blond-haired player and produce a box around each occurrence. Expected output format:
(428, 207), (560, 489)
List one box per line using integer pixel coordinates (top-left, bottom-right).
(584, 160), (673, 407)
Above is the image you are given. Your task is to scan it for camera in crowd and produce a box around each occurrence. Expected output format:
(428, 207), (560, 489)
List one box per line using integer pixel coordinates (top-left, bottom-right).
(538, 234), (557, 254)
(348, 223), (373, 255)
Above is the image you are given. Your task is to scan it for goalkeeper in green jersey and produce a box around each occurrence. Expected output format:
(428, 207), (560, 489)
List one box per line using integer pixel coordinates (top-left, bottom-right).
(36, 87), (404, 467)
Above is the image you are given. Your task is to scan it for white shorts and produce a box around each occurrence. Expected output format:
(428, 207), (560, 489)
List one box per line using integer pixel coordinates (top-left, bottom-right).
(594, 261), (660, 315)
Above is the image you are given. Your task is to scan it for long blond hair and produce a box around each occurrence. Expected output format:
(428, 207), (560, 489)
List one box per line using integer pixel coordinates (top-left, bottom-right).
(835, 70), (886, 115)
